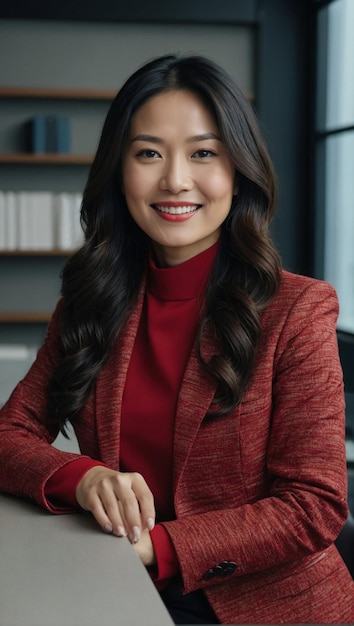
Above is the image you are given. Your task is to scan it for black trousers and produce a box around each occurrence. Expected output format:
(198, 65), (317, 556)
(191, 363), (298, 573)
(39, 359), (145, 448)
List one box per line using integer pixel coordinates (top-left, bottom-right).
(159, 578), (220, 625)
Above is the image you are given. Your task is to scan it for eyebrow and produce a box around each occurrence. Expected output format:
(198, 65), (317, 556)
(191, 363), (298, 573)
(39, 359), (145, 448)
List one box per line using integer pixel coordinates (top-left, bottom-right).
(130, 132), (221, 144)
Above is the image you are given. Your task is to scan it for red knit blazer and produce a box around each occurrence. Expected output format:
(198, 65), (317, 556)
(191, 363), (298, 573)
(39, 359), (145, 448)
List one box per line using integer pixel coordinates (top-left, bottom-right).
(0, 270), (353, 623)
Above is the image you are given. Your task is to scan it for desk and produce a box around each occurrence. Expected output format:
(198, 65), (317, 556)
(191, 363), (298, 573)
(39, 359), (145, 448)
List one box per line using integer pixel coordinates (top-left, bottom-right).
(0, 494), (173, 626)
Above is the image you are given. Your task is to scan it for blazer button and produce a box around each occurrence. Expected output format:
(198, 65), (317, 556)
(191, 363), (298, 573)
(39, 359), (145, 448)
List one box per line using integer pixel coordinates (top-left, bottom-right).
(202, 561), (237, 581)
(215, 561), (237, 577)
(202, 568), (216, 581)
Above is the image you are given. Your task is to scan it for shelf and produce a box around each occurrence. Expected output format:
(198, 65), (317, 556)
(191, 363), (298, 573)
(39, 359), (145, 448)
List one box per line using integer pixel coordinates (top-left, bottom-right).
(0, 153), (92, 165)
(0, 86), (117, 101)
(0, 249), (75, 256)
(0, 312), (52, 323)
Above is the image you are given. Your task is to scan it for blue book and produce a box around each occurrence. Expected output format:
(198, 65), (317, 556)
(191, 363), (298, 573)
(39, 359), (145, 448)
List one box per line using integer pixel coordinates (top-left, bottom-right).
(45, 116), (57, 152)
(25, 115), (46, 153)
(56, 116), (71, 153)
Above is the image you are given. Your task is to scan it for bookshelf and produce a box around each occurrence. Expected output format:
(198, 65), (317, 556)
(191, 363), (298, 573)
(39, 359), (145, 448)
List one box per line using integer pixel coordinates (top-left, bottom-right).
(0, 87), (116, 100)
(0, 153), (93, 165)
(0, 312), (52, 323)
(0, 86), (114, 333)
(0, 250), (71, 257)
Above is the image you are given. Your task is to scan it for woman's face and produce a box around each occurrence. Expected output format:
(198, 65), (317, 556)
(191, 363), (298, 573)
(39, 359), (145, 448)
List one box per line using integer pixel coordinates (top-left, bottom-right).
(122, 89), (235, 266)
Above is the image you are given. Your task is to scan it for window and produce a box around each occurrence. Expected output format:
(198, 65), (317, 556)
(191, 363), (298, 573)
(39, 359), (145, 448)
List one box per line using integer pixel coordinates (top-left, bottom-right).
(315, 0), (354, 333)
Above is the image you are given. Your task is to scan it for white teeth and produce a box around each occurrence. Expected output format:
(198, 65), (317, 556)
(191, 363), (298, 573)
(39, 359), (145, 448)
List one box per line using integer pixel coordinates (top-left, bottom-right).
(154, 205), (199, 214)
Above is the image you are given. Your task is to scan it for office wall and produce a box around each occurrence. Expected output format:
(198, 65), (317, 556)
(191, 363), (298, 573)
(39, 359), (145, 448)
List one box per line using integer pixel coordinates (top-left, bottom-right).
(0, 19), (254, 91)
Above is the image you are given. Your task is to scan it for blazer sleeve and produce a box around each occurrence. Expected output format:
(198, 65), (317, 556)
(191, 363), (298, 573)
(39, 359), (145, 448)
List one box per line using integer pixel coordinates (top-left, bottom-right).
(0, 301), (95, 512)
(160, 279), (348, 594)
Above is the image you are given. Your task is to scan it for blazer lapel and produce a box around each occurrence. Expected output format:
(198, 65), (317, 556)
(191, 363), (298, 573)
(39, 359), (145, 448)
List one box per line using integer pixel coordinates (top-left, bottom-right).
(173, 323), (218, 499)
(94, 280), (146, 469)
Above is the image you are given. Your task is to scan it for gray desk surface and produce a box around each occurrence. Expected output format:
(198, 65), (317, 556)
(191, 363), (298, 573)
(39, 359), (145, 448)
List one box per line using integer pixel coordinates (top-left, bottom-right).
(0, 494), (173, 626)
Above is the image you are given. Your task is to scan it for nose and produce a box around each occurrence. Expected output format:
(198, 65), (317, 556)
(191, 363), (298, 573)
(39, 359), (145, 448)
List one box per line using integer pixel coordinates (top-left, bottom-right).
(159, 156), (193, 193)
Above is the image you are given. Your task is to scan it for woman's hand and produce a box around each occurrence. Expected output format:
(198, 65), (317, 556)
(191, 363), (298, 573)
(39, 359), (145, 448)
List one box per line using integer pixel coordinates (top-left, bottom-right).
(76, 466), (155, 543)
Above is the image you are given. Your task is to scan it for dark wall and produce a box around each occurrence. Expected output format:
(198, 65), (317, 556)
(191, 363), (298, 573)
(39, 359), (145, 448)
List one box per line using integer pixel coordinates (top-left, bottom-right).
(0, 0), (258, 22)
(256, 0), (314, 274)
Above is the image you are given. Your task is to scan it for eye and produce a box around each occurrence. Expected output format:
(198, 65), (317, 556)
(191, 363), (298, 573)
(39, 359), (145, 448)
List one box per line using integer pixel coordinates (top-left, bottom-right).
(136, 149), (161, 159)
(192, 149), (217, 159)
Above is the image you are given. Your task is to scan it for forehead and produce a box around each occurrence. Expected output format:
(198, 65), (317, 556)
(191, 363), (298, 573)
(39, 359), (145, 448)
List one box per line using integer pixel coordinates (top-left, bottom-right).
(129, 89), (218, 135)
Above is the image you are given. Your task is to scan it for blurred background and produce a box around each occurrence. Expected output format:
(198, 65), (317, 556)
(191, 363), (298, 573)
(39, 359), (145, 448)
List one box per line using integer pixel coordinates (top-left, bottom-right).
(0, 0), (353, 505)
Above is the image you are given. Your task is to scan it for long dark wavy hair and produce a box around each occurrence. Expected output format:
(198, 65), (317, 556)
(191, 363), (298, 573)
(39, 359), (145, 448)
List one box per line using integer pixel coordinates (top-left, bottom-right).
(47, 54), (281, 435)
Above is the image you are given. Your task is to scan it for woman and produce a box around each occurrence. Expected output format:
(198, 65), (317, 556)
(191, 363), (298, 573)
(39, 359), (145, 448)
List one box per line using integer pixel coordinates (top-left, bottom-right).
(0, 54), (353, 624)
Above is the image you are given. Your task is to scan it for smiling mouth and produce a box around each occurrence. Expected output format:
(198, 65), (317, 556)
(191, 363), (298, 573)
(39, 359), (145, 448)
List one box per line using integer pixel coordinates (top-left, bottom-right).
(152, 204), (202, 215)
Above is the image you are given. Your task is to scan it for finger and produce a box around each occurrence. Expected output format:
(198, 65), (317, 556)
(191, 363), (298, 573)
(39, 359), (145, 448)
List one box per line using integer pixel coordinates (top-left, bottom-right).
(98, 487), (128, 537)
(118, 473), (155, 541)
(117, 489), (142, 543)
(131, 474), (156, 531)
(82, 492), (122, 535)
(132, 473), (156, 529)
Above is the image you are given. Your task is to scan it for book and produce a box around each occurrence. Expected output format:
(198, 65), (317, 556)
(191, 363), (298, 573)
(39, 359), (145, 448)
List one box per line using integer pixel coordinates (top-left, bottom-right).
(16, 192), (55, 250)
(24, 115), (71, 153)
(55, 192), (84, 250)
(24, 115), (46, 153)
(17, 192), (33, 249)
(72, 193), (84, 248)
(45, 116), (57, 152)
(56, 116), (71, 153)
(4, 191), (17, 250)
(32, 192), (55, 250)
(55, 192), (74, 250)
(0, 192), (6, 249)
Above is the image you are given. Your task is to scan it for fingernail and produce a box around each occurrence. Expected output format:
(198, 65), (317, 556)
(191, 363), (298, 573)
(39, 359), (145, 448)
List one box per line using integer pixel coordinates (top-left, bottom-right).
(131, 525), (140, 543)
(147, 517), (155, 531)
(117, 525), (127, 537)
(104, 523), (113, 533)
